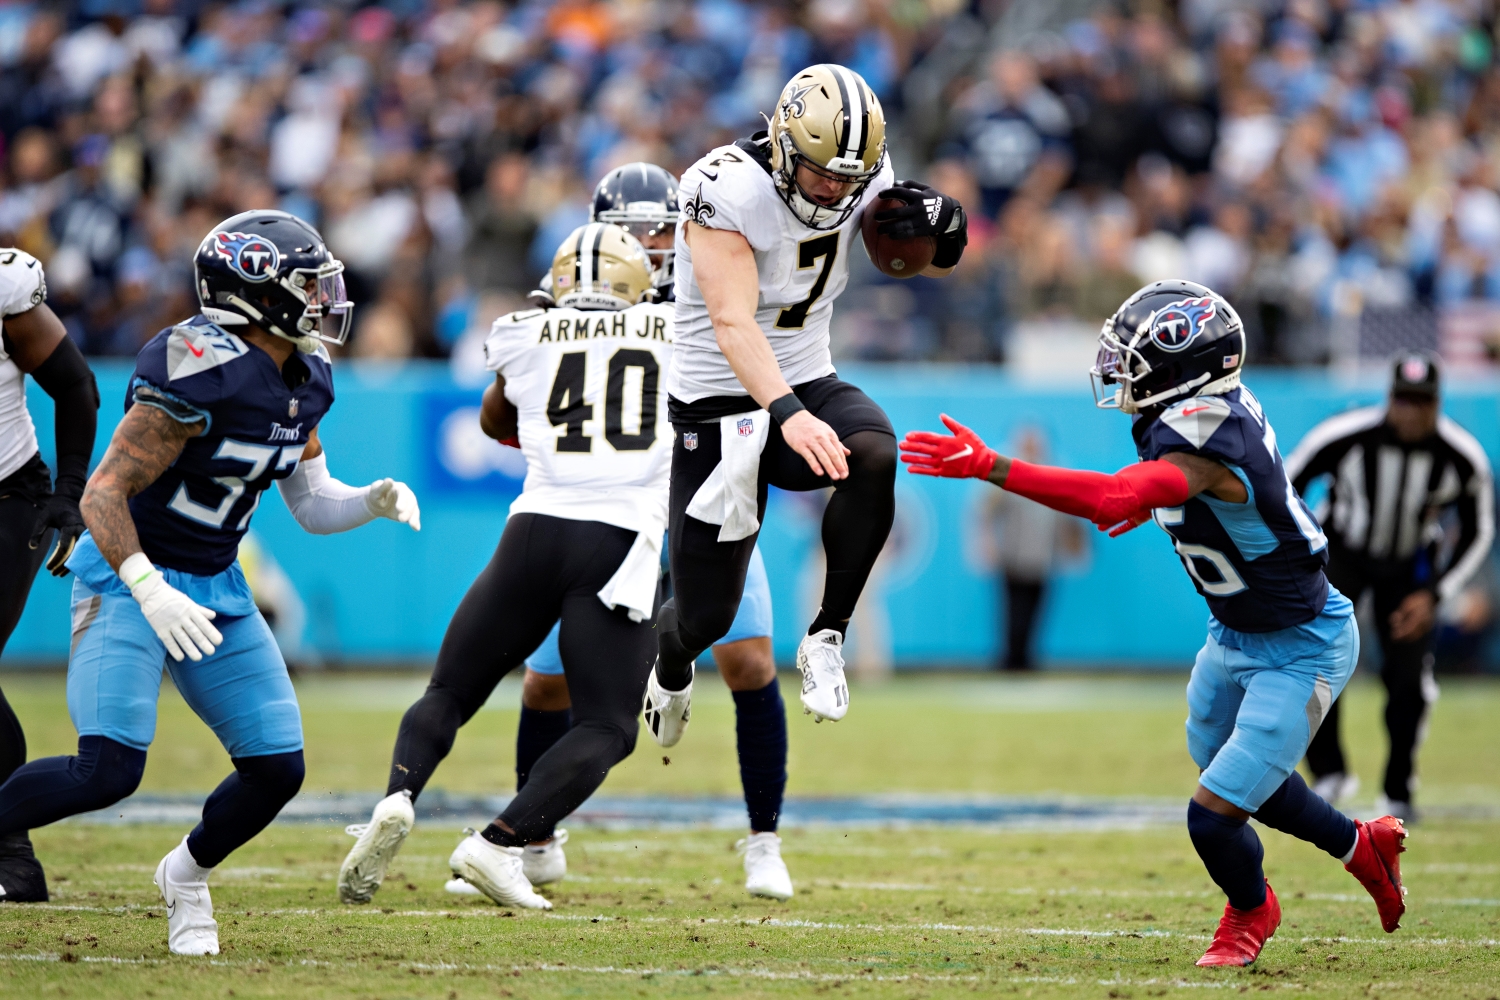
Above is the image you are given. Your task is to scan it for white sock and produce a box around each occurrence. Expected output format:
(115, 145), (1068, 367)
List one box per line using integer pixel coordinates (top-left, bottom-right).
(166, 839), (214, 884)
(1339, 827), (1360, 866)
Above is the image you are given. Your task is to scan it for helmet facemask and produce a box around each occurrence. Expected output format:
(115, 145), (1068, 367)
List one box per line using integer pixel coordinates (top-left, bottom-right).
(596, 206), (677, 288)
(773, 130), (882, 230)
(285, 260), (353, 346)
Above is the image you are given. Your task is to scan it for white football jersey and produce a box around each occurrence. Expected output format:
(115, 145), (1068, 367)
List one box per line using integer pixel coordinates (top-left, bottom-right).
(670, 140), (894, 402)
(484, 302), (674, 532)
(0, 249), (48, 482)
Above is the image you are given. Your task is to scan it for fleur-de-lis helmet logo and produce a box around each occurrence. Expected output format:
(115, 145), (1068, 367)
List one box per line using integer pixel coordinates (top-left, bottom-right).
(780, 82), (817, 121)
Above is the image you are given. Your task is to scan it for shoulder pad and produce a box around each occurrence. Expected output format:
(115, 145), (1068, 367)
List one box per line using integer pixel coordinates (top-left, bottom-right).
(165, 321), (250, 382)
(1159, 395), (1234, 449)
(0, 248), (45, 317)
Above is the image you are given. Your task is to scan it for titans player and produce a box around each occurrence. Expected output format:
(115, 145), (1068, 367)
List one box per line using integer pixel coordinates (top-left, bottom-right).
(901, 280), (1408, 967)
(0, 211), (418, 954)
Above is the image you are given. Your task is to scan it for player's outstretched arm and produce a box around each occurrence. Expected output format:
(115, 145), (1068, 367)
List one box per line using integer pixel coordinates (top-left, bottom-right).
(277, 426), (421, 534)
(900, 414), (1220, 535)
(686, 221), (850, 480)
(83, 403), (223, 662)
(5, 302), (98, 575)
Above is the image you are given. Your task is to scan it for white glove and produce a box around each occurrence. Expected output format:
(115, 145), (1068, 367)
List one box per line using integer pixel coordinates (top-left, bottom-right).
(119, 553), (223, 662)
(364, 479), (421, 531)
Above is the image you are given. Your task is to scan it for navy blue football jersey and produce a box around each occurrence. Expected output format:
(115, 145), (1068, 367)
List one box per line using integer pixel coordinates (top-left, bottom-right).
(1133, 385), (1331, 633)
(126, 316), (334, 576)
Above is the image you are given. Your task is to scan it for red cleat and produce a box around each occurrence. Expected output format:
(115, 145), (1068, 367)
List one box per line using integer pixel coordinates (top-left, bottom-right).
(1344, 815), (1408, 932)
(1196, 880), (1281, 967)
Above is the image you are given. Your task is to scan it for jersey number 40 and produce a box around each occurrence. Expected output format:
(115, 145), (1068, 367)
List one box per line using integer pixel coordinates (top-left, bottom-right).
(547, 348), (660, 453)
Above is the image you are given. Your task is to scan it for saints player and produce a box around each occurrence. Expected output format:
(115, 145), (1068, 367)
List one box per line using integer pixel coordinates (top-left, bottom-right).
(489, 163), (794, 901)
(0, 249), (98, 902)
(645, 64), (969, 744)
(901, 280), (1409, 967)
(340, 224), (671, 911)
(0, 211), (418, 953)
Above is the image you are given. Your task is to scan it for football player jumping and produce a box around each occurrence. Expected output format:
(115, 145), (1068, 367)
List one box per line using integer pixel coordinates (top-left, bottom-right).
(645, 64), (969, 745)
(901, 280), (1409, 967)
(340, 225), (672, 911)
(495, 164), (795, 901)
(0, 249), (98, 902)
(0, 211), (419, 953)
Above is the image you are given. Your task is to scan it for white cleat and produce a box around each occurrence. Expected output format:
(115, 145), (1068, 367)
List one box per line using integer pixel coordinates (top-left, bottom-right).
(797, 629), (849, 722)
(444, 877), (483, 896)
(448, 830), (552, 910)
(642, 666), (692, 747)
(522, 828), (569, 886)
(338, 790), (415, 904)
(1311, 772), (1360, 806)
(738, 832), (793, 901)
(153, 839), (219, 956)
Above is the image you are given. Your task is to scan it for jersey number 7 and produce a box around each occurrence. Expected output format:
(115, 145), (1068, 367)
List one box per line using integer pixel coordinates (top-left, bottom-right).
(547, 348), (660, 453)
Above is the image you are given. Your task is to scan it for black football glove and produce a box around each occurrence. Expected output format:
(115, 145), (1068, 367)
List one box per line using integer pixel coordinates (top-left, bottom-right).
(874, 180), (968, 267)
(29, 493), (85, 577)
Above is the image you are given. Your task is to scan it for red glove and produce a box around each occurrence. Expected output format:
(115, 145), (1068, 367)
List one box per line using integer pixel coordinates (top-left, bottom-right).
(900, 414), (999, 480)
(499, 436), (520, 449)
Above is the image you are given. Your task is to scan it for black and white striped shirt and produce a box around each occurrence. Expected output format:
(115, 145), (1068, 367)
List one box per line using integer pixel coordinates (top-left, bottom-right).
(1285, 407), (1494, 601)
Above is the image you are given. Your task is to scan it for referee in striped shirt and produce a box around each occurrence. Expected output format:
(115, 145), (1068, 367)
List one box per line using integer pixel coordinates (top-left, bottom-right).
(1285, 352), (1494, 822)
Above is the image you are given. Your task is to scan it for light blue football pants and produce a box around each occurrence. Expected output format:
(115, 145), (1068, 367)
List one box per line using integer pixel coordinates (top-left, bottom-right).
(68, 586), (303, 757)
(1186, 615), (1359, 812)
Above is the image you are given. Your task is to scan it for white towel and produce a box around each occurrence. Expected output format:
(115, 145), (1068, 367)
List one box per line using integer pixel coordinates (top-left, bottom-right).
(596, 523), (665, 623)
(685, 409), (771, 542)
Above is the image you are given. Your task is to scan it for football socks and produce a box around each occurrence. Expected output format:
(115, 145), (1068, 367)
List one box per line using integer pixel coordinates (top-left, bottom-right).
(1253, 771), (1359, 860)
(0, 735), (145, 835)
(516, 707), (572, 792)
(186, 751), (305, 869)
(733, 679), (789, 833)
(1187, 799), (1268, 912)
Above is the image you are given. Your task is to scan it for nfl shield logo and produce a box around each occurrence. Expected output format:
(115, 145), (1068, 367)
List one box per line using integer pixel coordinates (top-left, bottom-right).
(736, 417), (754, 437)
(683, 431), (698, 451)
(288, 398), (299, 417)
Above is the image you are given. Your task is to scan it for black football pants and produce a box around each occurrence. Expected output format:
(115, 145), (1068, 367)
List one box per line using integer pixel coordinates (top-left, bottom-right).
(388, 514), (655, 843)
(1305, 567), (1436, 805)
(0, 456), (52, 786)
(657, 377), (896, 685)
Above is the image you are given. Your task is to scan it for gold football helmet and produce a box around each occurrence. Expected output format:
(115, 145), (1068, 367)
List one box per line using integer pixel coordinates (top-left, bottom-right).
(768, 63), (887, 229)
(550, 223), (654, 310)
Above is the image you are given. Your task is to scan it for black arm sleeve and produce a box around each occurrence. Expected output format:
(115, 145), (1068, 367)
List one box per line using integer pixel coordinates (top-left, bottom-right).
(29, 335), (99, 501)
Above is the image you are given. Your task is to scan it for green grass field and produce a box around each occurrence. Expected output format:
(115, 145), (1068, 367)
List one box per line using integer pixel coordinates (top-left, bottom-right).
(1, 670), (1498, 999)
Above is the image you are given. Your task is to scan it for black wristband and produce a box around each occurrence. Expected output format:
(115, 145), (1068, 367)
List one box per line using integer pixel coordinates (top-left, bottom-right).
(767, 392), (806, 425)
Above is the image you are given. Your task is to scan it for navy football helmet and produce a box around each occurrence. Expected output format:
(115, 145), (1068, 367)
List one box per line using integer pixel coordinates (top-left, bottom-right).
(194, 209), (352, 351)
(590, 162), (679, 289)
(1091, 279), (1246, 414)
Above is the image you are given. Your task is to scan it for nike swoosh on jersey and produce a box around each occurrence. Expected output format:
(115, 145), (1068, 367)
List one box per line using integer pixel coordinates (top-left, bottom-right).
(1181, 406), (1211, 416)
(944, 444), (974, 461)
(185, 341), (204, 358)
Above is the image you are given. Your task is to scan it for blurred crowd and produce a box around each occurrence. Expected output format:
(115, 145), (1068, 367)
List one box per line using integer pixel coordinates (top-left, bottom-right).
(3, 0), (1500, 364)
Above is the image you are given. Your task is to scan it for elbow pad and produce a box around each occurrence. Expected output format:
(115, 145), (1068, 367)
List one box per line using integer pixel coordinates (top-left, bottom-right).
(31, 336), (99, 500)
(276, 453), (375, 535)
(1004, 459), (1190, 526)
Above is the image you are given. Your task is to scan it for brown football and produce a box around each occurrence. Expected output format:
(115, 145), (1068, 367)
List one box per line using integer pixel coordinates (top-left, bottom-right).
(861, 197), (937, 278)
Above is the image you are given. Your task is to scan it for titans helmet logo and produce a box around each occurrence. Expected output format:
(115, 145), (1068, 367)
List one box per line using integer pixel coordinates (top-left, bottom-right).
(213, 232), (280, 283)
(1148, 296), (1217, 353)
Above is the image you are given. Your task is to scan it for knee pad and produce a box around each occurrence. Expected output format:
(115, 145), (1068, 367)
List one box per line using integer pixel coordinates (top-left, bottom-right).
(76, 735), (147, 807)
(234, 750), (306, 803)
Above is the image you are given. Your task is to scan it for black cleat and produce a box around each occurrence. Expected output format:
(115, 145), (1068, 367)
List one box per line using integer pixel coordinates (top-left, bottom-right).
(0, 832), (48, 902)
